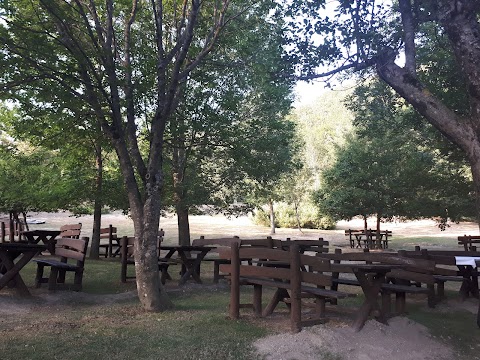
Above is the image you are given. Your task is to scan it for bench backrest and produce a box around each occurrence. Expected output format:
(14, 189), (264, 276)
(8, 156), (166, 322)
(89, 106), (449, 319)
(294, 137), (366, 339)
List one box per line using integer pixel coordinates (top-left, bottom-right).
(220, 243), (333, 288)
(318, 249), (435, 285)
(60, 223), (82, 239)
(121, 236), (135, 259)
(121, 232), (165, 260)
(192, 236), (240, 248)
(283, 238), (329, 254)
(1, 220), (25, 242)
(458, 235), (480, 251)
(99, 225), (117, 240)
(404, 247), (479, 275)
(240, 238), (274, 248)
(55, 237), (89, 268)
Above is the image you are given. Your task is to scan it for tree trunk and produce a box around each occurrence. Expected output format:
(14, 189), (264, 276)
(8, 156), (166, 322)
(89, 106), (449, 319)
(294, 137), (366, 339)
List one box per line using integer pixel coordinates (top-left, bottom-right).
(90, 142), (103, 259)
(269, 200), (276, 234)
(376, 215), (381, 233)
(294, 201), (303, 233)
(176, 205), (191, 246)
(363, 215), (368, 232)
(113, 136), (173, 311)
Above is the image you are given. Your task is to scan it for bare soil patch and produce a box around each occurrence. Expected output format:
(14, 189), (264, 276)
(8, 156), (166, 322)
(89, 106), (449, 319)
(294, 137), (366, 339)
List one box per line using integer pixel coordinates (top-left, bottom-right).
(254, 317), (454, 360)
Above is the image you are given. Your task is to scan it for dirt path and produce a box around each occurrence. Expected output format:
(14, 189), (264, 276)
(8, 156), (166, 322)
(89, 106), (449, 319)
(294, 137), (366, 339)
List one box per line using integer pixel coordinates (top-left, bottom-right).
(23, 211), (479, 245)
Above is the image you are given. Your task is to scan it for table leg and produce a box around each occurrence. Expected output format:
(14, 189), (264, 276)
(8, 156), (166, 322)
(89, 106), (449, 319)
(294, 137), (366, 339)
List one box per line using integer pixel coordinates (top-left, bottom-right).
(0, 251), (35, 296)
(263, 288), (289, 316)
(177, 250), (211, 285)
(477, 300), (480, 328)
(355, 235), (362, 248)
(352, 271), (387, 331)
(458, 266), (479, 300)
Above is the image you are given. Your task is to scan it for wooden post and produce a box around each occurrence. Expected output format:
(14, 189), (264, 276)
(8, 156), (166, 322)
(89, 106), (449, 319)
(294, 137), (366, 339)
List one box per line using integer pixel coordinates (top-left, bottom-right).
(9, 219), (14, 242)
(229, 242), (240, 320)
(0, 222), (5, 243)
(120, 236), (128, 283)
(290, 243), (302, 333)
(253, 284), (262, 316)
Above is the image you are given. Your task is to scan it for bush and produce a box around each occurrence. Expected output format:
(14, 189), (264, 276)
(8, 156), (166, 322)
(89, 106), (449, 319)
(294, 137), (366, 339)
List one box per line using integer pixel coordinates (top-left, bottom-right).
(251, 202), (336, 230)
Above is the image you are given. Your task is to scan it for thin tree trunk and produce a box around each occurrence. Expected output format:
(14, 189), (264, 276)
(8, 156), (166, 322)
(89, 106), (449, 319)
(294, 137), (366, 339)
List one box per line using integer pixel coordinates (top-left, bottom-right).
(269, 200), (276, 234)
(176, 205), (191, 246)
(90, 142), (103, 259)
(363, 215), (368, 232)
(469, 157), (480, 232)
(21, 211), (29, 232)
(294, 201), (303, 233)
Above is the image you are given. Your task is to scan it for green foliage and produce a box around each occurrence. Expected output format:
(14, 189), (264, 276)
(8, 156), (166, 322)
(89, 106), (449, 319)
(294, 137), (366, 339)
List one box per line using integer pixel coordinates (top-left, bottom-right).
(252, 202), (335, 230)
(291, 89), (354, 175)
(315, 79), (475, 225)
(0, 141), (86, 214)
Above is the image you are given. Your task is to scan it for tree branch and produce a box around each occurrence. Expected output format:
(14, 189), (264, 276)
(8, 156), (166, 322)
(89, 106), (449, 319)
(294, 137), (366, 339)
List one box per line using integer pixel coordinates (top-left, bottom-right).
(399, 0), (416, 74)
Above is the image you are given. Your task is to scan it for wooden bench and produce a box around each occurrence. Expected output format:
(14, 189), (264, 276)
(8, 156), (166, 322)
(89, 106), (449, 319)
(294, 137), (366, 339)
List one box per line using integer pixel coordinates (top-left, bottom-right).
(120, 234), (176, 284)
(458, 235), (480, 251)
(220, 243), (355, 333)
(319, 249), (436, 314)
(345, 229), (363, 248)
(98, 225), (119, 258)
(60, 223), (82, 238)
(274, 238), (329, 255)
(191, 236), (240, 283)
(404, 247), (479, 300)
(190, 237), (276, 283)
(0, 220), (24, 242)
(34, 237), (89, 291)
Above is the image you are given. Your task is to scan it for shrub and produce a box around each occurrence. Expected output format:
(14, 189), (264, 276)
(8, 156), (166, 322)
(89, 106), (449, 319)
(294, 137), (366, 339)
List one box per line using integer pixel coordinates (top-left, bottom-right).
(251, 202), (336, 230)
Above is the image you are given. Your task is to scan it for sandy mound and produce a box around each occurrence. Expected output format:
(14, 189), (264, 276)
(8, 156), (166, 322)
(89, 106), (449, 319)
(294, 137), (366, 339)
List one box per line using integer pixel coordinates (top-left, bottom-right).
(254, 317), (453, 360)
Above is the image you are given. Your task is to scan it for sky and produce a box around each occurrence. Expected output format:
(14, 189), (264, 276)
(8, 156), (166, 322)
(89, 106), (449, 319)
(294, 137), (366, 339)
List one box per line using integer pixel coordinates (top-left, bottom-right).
(293, 80), (329, 107)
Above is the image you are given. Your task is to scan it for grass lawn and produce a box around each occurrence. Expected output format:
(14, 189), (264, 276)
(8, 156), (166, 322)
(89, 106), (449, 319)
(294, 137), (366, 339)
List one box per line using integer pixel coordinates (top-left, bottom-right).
(0, 235), (479, 359)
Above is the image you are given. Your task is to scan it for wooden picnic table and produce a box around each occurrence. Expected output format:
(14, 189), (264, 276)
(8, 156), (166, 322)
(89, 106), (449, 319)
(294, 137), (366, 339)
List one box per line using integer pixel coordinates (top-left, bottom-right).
(0, 243), (46, 296)
(346, 229), (392, 249)
(453, 256), (480, 328)
(350, 263), (405, 331)
(159, 245), (215, 285)
(20, 230), (61, 255)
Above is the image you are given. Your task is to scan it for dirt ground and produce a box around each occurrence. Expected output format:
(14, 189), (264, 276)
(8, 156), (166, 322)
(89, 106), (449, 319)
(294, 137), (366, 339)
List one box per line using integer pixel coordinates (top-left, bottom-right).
(23, 211), (480, 246)
(5, 212), (480, 359)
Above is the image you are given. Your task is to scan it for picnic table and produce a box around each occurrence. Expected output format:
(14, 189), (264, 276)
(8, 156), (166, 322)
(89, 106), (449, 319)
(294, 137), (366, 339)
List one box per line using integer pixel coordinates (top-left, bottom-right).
(350, 263), (405, 331)
(0, 243), (46, 296)
(159, 245), (215, 285)
(345, 229), (392, 249)
(456, 257), (480, 328)
(20, 229), (61, 254)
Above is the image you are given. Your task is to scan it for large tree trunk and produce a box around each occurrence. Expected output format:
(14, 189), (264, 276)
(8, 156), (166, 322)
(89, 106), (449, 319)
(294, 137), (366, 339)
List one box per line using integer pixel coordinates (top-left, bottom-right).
(112, 135), (173, 311)
(90, 142), (103, 259)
